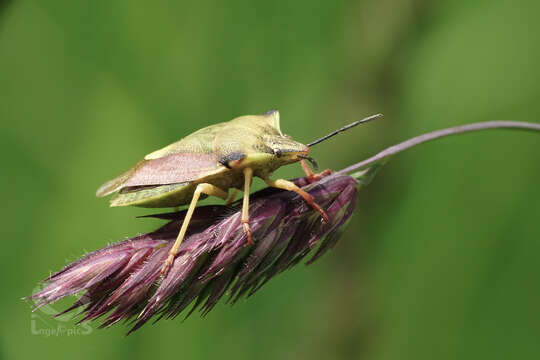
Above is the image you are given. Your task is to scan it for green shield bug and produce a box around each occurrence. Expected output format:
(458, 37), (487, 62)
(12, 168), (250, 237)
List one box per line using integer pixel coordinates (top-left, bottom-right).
(97, 110), (381, 275)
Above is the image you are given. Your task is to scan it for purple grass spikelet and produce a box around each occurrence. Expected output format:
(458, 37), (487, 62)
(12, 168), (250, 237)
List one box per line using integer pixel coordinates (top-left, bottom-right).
(29, 172), (360, 334)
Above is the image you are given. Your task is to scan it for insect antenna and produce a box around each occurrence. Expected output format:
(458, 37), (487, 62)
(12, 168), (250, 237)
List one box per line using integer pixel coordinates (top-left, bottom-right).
(307, 113), (383, 147)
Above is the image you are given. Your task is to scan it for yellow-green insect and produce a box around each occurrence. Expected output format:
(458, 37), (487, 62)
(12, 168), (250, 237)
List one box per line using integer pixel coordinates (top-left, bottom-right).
(97, 110), (380, 275)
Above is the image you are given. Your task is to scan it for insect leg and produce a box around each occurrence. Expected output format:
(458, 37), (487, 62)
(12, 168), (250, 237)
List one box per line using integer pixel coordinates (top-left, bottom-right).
(264, 178), (329, 222)
(160, 183), (228, 276)
(225, 188), (239, 205)
(300, 159), (315, 178)
(242, 167), (254, 246)
(300, 160), (332, 183)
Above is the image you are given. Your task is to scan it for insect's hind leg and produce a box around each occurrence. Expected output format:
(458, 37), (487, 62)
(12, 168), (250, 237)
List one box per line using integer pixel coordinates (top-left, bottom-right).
(241, 167), (254, 246)
(160, 183), (228, 276)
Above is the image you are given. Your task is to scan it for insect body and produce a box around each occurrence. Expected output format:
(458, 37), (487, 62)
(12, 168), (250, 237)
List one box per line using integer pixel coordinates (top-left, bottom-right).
(97, 110), (329, 275)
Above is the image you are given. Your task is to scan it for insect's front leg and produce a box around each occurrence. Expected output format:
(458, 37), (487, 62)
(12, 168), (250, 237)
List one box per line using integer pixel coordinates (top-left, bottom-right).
(300, 159), (332, 183)
(264, 178), (329, 222)
(241, 167), (254, 246)
(161, 183), (228, 276)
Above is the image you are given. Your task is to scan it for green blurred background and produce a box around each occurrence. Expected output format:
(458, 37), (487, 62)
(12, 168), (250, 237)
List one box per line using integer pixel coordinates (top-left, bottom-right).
(1, 0), (539, 359)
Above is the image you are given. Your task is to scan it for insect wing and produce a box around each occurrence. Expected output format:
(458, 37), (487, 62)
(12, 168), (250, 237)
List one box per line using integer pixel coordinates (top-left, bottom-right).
(96, 152), (223, 197)
(125, 152), (222, 186)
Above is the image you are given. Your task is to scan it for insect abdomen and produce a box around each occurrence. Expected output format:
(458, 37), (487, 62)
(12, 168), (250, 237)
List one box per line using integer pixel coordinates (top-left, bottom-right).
(110, 182), (195, 208)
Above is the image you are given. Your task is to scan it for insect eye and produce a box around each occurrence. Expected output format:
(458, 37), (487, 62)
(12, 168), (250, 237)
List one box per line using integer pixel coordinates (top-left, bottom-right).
(273, 148), (282, 158)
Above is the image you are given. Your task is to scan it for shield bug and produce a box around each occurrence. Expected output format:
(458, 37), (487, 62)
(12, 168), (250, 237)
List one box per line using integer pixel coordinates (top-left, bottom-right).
(96, 110), (381, 275)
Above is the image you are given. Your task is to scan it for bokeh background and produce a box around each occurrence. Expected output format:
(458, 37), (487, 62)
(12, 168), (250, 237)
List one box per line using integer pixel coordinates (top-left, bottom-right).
(1, 0), (539, 359)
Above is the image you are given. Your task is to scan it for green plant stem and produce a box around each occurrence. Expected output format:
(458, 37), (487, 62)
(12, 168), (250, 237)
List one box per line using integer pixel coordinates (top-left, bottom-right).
(339, 121), (540, 174)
